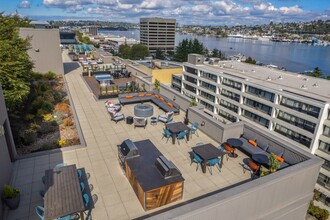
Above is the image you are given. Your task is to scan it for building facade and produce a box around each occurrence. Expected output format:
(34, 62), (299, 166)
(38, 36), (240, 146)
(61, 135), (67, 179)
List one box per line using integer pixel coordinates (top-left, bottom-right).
(140, 17), (176, 54)
(88, 26), (98, 36)
(19, 28), (64, 75)
(175, 54), (330, 205)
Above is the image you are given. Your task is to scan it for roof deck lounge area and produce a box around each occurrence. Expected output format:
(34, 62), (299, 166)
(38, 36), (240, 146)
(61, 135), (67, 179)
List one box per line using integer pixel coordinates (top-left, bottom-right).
(2, 52), (323, 220)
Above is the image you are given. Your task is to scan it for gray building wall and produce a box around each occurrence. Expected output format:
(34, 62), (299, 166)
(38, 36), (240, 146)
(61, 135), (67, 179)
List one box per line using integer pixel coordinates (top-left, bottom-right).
(0, 86), (16, 218)
(19, 28), (64, 75)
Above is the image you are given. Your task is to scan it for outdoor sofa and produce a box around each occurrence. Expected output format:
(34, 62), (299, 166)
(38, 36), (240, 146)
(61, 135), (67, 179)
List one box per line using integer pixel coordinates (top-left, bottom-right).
(239, 132), (308, 170)
(118, 91), (180, 114)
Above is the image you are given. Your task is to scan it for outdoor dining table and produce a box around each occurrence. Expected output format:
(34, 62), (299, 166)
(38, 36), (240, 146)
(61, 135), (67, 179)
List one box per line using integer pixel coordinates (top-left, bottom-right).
(227, 138), (243, 158)
(44, 164), (85, 220)
(192, 144), (227, 173)
(166, 122), (190, 144)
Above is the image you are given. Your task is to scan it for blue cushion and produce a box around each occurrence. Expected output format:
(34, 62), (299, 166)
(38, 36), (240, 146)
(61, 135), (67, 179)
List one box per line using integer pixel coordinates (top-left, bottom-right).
(242, 133), (256, 141)
(239, 138), (266, 156)
(267, 145), (284, 157)
(282, 150), (306, 165)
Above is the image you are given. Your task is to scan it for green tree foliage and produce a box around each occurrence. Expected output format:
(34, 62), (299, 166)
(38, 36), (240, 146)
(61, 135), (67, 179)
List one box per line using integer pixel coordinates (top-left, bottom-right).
(244, 57), (257, 65)
(173, 39), (206, 62)
(308, 201), (329, 220)
(0, 13), (33, 113)
(155, 48), (165, 60)
(76, 31), (91, 44)
(312, 67), (323, 78)
(153, 79), (160, 90)
(118, 43), (149, 60)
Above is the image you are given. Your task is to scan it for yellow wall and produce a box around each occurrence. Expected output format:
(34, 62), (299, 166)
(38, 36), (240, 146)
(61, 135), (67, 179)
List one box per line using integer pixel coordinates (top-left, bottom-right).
(151, 68), (182, 83)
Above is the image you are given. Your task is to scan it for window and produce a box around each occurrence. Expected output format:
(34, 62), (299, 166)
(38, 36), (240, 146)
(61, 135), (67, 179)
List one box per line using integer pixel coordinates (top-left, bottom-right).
(222, 78), (242, 91)
(172, 77), (181, 85)
(219, 110), (237, 122)
(321, 157), (330, 171)
(185, 75), (197, 84)
(199, 90), (215, 102)
(200, 81), (216, 93)
(277, 110), (316, 133)
(324, 126), (330, 137)
(200, 71), (217, 82)
(319, 141), (330, 153)
(274, 124), (311, 148)
(317, 173), (330, 188)
(280, 97), (320, 118)
(244, 98), (272, 115)
(199, 100), (214, 112)
(247, 86), (275, 102)
(183, 83), (196, 94)
(243, 110), (269, 128)
(185, 66), (197, 75)
(221, 89), (240, 102)
(220, 99), (238, 113)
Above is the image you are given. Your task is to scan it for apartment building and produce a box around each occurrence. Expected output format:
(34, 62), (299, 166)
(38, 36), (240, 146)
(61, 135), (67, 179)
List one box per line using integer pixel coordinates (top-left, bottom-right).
(176, 54), (330, 205)
(140, 17), (176, 54)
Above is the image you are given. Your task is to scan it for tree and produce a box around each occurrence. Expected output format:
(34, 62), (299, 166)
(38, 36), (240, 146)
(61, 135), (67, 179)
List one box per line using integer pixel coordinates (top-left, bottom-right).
(173, 38), (206, 62)
(0, 13), (33, 113)
(155, 48), (165, 60)
(118, 43), (131, 59)
(244, 57), (257, 65)
(312, 67), (323, 78)
(212, 49), (219, 58)
(131, 44), (149, 60)
(153, 79), (160, 90)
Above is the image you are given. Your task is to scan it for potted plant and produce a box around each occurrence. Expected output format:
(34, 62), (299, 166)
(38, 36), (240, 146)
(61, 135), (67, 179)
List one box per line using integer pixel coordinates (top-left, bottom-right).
(269, 153), (281, 173)
(1, 184), (20, 209)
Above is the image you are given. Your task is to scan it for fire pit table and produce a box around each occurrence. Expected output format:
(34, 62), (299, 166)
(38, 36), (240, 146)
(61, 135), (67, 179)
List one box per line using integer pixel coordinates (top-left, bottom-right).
(134, 104), (154, 117)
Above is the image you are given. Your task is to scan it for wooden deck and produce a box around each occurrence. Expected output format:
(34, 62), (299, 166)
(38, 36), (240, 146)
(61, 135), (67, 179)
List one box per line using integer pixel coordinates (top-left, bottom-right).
(83, 75), (135, 98)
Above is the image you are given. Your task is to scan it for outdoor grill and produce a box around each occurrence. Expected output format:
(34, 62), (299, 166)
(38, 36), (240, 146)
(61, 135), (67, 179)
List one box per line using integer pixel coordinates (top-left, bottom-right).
(155, 155), (182, 179)
(118, 139), (140, 169)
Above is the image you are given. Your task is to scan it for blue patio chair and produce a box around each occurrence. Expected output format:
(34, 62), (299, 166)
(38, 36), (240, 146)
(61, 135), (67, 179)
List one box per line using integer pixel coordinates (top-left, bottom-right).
(162, 128), (172, 143)
(77, 169), (83, 179)
(83, 193), (89, 208)
(190, 122), (199, 137)
(36, 205), (45, 220)
(207, 157), (221, 175)
(218, 145), (229, 160)
(80, 182), (85, 192)
(39, 190), (45, 199)
(190, 152), (203, 171)
(55, 163), (67, 168)
(176, 131), (187, 145)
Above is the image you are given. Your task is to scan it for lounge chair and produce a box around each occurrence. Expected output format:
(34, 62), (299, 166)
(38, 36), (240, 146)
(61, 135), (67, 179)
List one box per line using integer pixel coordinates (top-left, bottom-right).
(109, 111), (125, 123)
(158, 111), (174, 123)
(134, 117), (147, 128)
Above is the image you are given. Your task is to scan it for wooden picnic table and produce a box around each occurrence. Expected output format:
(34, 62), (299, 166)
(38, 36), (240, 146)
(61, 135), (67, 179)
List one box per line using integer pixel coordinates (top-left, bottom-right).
(44, 164), (85, 220)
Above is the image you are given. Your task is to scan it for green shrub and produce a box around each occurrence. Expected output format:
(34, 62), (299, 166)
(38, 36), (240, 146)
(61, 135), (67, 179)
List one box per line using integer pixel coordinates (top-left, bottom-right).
(43, 71), (58, 80)
(31, 97), (54, 115)
(24, 114), (35, 122)
(2, 185), (20, 199)
(53, 90), (66, 103)
(37, 121), (57, 136)
(19, 129), (37, 145)
(308, 201), (329, 220)
(31, 72), (43, 80)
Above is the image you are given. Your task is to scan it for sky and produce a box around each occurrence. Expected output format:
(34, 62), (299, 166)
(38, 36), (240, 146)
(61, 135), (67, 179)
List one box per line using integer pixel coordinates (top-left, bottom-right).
(1, 0), (330, 25)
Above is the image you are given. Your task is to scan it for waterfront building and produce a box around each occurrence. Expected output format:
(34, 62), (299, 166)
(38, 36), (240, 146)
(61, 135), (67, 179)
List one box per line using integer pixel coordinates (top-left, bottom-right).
(140, 17), (176, 54)
(59, 30), (76, 44)
(174, 54), (330, 205)
(88, 26), (98, 36)
(19, 28), (64, 75)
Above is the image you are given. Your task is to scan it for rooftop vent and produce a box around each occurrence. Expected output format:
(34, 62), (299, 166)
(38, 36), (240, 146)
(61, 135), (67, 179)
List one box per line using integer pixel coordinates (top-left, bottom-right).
(303, 77), (308, 81)
(252, 69), (255, 72)
(301, 85), (307, 89)
(312, 83), (319, 87)
(266, 76), (272, 81)
(278, 76), (283, 80)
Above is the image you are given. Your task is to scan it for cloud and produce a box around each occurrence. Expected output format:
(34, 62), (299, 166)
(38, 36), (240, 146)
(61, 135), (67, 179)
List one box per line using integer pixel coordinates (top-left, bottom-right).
(40, 0), (329, 25)
(18, 0), (31, 8)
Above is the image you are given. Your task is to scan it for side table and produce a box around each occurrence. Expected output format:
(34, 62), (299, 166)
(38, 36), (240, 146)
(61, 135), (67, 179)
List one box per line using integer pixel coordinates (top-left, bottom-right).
(126, 116), (133, 125)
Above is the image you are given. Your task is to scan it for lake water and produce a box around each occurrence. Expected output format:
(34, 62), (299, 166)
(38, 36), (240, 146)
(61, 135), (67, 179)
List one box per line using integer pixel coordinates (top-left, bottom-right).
(99, 29), (330, 76)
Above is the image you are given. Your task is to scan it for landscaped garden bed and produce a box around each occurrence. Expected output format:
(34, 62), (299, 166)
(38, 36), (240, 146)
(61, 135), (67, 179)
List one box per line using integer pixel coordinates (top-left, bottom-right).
(10, 72), (80, 155)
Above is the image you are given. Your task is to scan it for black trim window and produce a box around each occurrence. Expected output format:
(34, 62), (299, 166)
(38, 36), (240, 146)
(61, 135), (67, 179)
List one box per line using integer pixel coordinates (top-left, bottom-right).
(324, 126), (330, 137)
(244, 98), (272, 115)
(220, 99), (238, 113)
(280, 96), (320, 118)
(247, 86), (274, 102)
(219, 110), (237, 122)
(243, 109), (269, 128)
(183, 83), (196, 93)
(185, 66), (197, 75)
(221, 89), (240, 102)
(200, 71), (217, 82)
(200, 81), (216, 93)
(199, 90), (215, 102)
(274, 124), (311, 148)
(200, 100), (214, 112)
(185, 75), (197, 84)
(317, 173), (330, 188)
(277, 110), (316, 133)
(319, 141), (330, 153)
(222, 78), (242, 91)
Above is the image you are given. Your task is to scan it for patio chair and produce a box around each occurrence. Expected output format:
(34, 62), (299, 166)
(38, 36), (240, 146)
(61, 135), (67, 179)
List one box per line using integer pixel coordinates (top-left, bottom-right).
(56, 213), (80, 220)
(80, 182), (85, 192)
(176, 131), (187, 145)
(243, 158), (260, 180)
(55, 163), (67, 168)
(158, 111), (174, 123)
(39, 190), (45, 199)
(190, 122), (199, 137)
(133, 117), (147, 128)
(162, 128), (172, 143)
(218, 144), (230, 160)
(207, 157), (221, 175)
(223, 143), (235, 160)
(109, 111), (125, 123)
(36, 205), (45, 220)
(190, 152), (203, 171)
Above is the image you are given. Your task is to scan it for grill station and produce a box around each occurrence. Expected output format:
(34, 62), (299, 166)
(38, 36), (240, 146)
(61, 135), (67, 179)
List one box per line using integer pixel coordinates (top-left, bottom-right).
(118, 139), (139, 169)
(155, 156), (181, 179)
